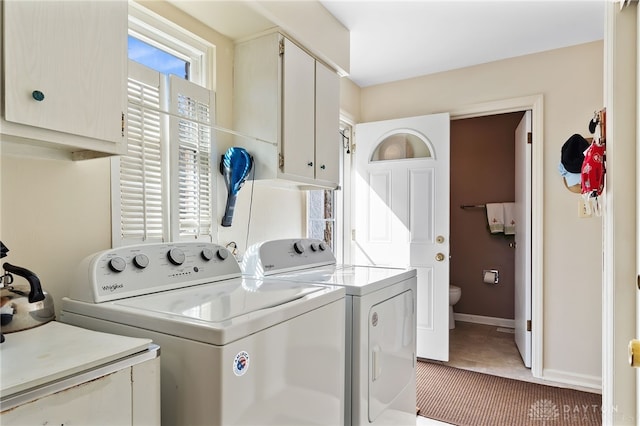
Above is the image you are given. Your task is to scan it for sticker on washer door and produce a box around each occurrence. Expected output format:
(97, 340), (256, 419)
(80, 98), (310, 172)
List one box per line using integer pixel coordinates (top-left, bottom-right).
(233, 351), (250, 376)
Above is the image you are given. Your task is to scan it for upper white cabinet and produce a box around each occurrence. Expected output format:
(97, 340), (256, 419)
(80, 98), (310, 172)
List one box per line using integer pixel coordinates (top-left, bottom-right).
(1, 0), (128, 160)
(234, 32), (340, 189)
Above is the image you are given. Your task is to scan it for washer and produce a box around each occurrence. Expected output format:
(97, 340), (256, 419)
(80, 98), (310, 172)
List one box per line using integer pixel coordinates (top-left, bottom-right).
(60, 242), (346, 426)
(242, 238), (417, 426)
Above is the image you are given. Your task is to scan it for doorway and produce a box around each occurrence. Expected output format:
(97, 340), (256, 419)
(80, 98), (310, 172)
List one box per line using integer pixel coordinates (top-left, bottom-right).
(450, 94), (543, 378)
(449, 111), (532, 378)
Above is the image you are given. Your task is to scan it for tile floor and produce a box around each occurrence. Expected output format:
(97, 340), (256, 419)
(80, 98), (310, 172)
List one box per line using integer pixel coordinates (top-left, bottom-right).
(434, 321), (597, 392)
(415, 320), (600, 425)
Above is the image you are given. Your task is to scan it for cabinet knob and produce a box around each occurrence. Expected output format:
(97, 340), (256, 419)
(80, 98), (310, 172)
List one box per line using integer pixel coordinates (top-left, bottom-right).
(32, 90), (45, 102)
(320, 164), (326, 170)
(307, 162), (313, 167)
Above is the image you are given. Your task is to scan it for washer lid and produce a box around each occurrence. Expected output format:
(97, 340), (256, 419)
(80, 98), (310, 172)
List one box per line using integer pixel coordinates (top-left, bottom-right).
(116, 278), (323, 322)
(270, 265), (416, 296)
(62, 277), (344, 345)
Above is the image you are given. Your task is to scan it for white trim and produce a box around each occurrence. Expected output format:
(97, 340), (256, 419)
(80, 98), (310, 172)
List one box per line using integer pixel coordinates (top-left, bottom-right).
(449, 94), (544, 380)
(128, 1), (214, 90)
(454, 313), (515, 329)
(542, 369), (602, 393)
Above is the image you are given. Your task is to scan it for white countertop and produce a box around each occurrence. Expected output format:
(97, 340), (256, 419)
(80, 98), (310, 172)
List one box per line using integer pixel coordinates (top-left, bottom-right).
(0, 321), (152, 397)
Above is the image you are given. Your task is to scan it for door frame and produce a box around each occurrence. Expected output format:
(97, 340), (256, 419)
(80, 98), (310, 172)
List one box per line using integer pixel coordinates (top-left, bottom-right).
(449, 94), (544, 378)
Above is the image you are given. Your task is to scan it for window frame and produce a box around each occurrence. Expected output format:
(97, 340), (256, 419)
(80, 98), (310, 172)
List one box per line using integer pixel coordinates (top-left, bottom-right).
(111, 4), (216, 248)
(128, 2), (213, 89)
(306, 119), (353, 264)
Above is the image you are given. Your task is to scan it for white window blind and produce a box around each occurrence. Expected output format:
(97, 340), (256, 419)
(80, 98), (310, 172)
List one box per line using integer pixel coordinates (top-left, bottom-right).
(169, 75), (215, 240)
(112, 60), (215, 246)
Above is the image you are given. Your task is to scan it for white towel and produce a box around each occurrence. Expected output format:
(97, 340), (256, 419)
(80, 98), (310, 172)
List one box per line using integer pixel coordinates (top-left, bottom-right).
(486, 203), (504, 234)
(503, 202), (516, 235)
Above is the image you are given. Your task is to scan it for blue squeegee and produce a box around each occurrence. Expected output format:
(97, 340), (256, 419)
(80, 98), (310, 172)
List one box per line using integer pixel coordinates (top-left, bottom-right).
(220, 147), (253, 227)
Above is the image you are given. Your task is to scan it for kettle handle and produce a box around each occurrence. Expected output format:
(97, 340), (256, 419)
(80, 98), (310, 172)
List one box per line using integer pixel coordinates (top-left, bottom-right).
(2, 263), (45, 303)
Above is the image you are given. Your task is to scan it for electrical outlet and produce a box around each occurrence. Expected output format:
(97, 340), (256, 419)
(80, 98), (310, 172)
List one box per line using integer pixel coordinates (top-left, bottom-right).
(579, 198), (592, 218)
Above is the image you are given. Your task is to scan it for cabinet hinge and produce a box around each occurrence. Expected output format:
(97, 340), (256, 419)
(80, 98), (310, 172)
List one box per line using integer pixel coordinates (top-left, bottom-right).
(279, 39), (285, 56)
(526, 320), (532, 332)
(121, 112), (125, 137)
(279, 152), (284, 169)
(351, 229), (356, 241)
(527, 132), (532, 144)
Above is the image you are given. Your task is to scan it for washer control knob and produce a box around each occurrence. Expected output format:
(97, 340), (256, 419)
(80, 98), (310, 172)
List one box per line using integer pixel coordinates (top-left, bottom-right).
(216, 249), (229, 261)
(167, 248), (185, 265)
(310, 242), (319, 252)
(293, 241), (305, 254)
(133, 254), (149, 269)
(201, 248), (214, 261)
(108, 257), (126, 273)
(318, 242), (327, 251)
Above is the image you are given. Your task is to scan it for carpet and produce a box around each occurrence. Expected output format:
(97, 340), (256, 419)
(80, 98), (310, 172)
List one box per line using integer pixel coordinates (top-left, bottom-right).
(416, 361), (602, 426)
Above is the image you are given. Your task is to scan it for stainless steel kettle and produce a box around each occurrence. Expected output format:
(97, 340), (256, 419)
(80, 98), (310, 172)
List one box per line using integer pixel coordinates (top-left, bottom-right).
(1, 262), (55, 334)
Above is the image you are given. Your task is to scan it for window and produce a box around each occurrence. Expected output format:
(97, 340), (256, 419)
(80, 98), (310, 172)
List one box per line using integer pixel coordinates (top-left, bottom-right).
(128, 35), (189, 79)
(308, 189), (335, 250)
(370, 131), (432, 161)
(307, 120), (353, 263)
(112, 5), (215, 246)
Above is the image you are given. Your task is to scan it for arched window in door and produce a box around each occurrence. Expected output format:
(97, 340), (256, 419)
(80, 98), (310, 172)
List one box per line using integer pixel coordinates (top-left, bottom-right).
(370, 130), (432, 162)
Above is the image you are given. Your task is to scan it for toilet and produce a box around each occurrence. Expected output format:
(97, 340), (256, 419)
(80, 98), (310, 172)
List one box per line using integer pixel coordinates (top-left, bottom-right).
(449, 285), (462, 329)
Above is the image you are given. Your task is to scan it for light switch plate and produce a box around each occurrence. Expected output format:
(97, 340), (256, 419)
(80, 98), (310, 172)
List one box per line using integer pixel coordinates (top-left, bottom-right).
(579, 198), (592, 218)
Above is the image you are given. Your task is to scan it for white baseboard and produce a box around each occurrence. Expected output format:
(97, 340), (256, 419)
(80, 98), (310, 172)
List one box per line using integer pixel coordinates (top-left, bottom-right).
(454, 313), (515, 329)
(542, 368), (602, 393)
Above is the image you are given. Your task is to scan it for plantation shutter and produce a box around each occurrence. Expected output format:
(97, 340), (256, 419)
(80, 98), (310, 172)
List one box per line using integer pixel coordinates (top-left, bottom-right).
(116, 61), (166, 244)
(168, 75), (215, 241)
(113, 61), (215, 246)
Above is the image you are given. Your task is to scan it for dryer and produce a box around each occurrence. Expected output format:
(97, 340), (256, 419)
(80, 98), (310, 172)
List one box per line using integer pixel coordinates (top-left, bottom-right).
(242, 238), (417, 426)
(60, 242), (346, 426)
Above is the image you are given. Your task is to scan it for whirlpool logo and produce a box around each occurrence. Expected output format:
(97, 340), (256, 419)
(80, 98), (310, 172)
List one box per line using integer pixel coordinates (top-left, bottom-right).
(102, 283), (124, 292)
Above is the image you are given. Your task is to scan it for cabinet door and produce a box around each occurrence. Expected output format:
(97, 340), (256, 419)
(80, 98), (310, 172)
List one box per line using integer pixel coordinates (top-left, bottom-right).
(281, 37), (315, 180)
(3, 0), (127, 144)
(0, 368), (133, 425)
(315, 61), (340, 186)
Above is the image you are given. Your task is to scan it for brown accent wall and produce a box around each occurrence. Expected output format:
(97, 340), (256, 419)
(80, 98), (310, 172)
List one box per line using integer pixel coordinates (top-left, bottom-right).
(450, 112), (525, 320)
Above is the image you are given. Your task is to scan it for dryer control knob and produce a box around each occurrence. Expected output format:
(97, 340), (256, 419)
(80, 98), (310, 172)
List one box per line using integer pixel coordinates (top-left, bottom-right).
(108, 257), (126, 273)
(293, 241), (305, 254)
(167, 248), (185, 265)
(318, 242), (327, 251)
(201, 248), (214, 261)
(216, 249), (229, 261)
(310, 243), (319, 252)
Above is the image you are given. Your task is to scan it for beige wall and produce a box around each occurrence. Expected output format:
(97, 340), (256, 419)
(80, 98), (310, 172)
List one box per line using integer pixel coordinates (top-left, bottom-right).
(350, 41), (604, 387)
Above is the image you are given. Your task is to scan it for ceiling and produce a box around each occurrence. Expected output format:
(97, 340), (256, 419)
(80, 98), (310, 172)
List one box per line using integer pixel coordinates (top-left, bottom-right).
(319, 0), (606, 87)
(169, 1), (605, 88)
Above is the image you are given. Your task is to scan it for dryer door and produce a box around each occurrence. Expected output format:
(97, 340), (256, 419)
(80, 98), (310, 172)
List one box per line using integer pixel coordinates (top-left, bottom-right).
(368, 289), (415, 421)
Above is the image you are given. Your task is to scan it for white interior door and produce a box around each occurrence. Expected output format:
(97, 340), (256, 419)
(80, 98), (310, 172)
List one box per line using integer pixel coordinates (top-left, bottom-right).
(514, 110), (532, 368)
(354, 113), (450, 361)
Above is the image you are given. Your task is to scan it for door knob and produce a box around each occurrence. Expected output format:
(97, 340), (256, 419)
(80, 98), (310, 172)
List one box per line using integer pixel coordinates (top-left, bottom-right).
(435, 253), (445, 262)
(629, 340), (640, 367)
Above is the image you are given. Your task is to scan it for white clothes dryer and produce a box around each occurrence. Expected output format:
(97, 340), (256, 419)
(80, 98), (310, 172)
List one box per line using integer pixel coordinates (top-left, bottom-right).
(60, 242), (346, 426)
(242, 239), (417, 426)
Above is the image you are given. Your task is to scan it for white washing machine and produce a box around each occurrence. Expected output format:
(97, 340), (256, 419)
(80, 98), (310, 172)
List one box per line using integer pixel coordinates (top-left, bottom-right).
(242, 239), (417, 426)
(60, 242), (346, 426)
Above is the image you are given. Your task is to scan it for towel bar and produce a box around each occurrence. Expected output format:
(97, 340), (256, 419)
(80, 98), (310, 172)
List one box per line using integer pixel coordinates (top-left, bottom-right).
(460, 204), (486, 209)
